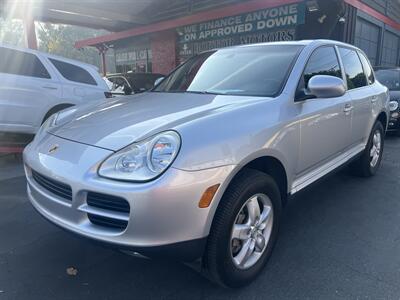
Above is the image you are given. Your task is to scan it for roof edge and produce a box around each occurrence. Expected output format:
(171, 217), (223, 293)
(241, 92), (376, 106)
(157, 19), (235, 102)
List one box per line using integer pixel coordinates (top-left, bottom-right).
(74, 0), (301, 48)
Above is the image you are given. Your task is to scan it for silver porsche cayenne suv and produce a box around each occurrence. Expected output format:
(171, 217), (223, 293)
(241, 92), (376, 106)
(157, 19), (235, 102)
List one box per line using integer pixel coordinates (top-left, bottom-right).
(24, 40), (389, 287)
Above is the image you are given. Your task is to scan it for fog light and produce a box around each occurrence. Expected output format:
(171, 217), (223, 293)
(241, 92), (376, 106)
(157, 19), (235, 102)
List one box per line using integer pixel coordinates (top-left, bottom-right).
(392, 112), (399, 118)
(198, 184), (220, 208)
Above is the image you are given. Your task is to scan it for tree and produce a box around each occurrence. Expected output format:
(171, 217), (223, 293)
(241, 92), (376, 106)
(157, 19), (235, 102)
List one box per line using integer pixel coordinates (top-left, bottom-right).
(37, 23), (109, 69)
(0, 18), (114, 70)
(0, 18), (24, 46)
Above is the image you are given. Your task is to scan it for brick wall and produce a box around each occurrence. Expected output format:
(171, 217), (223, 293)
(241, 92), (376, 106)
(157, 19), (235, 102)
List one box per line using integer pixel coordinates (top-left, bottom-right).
(151, 30), (177, 74)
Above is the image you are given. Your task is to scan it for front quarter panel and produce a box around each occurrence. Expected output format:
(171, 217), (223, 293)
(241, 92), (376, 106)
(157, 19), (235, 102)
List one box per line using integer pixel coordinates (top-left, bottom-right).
(172, 95), (300, 191)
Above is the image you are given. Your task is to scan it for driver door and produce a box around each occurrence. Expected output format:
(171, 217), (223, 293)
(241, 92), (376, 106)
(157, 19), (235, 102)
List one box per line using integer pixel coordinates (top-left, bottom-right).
(295, 46), (352, 176)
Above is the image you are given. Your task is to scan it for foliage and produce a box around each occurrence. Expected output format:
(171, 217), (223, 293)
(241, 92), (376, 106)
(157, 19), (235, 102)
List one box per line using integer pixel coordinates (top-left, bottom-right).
(0, 18), (25, 47)
(0, 18), (114, 70)
(37, 23), (107, 68)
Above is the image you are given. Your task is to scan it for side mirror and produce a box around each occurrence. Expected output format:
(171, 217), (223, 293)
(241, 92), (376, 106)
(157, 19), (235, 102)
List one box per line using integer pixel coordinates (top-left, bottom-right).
(307, 75), (346, 98)
(154, 77), (164, 86)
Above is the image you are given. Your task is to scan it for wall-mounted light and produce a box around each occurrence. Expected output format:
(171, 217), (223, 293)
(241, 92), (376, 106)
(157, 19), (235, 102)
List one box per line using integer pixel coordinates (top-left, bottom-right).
(306, 0), (319, 12)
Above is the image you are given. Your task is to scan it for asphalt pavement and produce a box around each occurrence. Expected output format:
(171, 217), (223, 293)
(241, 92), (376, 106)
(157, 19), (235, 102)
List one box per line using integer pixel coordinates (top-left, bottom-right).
(1, 137), (400, 299)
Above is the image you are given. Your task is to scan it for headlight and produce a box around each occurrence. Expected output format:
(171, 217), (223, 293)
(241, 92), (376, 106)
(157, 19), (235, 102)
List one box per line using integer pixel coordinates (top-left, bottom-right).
(98, 131), (181, 182)
(389, 101), (399, 112)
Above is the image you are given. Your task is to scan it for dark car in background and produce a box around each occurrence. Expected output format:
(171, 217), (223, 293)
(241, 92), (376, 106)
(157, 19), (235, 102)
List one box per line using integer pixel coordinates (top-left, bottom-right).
(106, 72), (164, 95)
(375, 67), (400, 135)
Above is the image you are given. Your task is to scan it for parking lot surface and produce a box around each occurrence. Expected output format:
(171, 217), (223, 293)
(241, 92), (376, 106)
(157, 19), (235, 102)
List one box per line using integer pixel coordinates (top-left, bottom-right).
(1, 137), (400, 300)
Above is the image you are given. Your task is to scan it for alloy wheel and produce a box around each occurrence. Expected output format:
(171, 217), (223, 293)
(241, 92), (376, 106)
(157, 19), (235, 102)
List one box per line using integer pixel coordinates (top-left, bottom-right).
(370, 130), (382, 168)
(230, 193), (274, 270)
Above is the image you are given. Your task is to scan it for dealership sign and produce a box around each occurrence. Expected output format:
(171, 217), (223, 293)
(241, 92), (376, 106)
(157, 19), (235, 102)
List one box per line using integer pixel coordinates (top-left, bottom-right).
(115, 48), (150, 64)
(177, 2), (305, 60)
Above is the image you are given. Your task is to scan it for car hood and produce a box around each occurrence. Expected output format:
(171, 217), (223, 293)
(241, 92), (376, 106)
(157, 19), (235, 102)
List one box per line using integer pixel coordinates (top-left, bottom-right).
(49, 92), (266, 151)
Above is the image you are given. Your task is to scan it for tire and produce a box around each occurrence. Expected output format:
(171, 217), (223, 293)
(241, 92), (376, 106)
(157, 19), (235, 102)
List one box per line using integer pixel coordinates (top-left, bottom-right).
(352, 121), (384, 177)
(203, 169), (282, 288)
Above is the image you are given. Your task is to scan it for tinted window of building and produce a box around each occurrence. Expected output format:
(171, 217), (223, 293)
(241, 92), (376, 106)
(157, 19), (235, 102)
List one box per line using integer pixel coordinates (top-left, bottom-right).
(0, 47), (50, 79)
(354, 18), (380, 66)
(49, 58), (97, 85)
(339, 48), (367, 90)
(303, 46), (342, 89)
(381, 31), (399, 67)
(358, 51), (374, 85)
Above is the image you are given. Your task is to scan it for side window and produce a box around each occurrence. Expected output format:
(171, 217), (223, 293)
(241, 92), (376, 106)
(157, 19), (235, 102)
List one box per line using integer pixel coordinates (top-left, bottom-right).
(49, 58), (97, 86)
(297, 46), (342, 98)
(338, 47), (367, 90)
(358, 51), (375, 85)
(0, 47), (50, 79)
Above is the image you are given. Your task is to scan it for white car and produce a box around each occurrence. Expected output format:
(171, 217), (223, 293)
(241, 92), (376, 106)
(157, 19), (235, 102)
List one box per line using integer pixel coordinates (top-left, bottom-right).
(0, 44), (110, 135)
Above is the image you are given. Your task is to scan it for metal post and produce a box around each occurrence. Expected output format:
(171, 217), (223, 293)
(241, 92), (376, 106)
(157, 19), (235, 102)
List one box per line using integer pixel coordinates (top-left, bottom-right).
(97, 45), (108, 77)
(24, 18), (38, 50)
(101, 50), (107, 77)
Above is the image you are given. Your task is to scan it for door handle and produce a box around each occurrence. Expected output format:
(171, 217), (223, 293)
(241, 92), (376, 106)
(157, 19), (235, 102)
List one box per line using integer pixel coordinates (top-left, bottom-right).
(42, 85), (58, 90)
(344, 104), (353, 112)
(371, 96), (378, 103)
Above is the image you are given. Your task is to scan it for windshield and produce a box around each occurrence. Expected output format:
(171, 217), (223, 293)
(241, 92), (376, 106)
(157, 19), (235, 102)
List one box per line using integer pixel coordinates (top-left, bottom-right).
(375, 69), (400, 91)
(153, 45), (303, 97)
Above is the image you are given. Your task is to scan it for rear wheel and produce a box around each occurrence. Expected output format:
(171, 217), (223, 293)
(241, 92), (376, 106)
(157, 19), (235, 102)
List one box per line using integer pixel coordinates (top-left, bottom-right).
(203, 169), (282, 287)
(352, 121), (384, 177)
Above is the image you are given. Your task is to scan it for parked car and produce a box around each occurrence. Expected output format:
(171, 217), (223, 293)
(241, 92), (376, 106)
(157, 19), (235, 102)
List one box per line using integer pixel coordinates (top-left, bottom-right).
(375, 67), (400, 135)
(0, 44), (111, 136)
(107, 72), (164, 95)
(24, 40), (389, 287)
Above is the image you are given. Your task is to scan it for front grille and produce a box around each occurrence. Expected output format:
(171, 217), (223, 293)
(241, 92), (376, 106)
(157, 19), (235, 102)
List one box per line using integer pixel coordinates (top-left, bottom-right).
(87, 214), (128, 230)
(32, 170), (72, 201)
(86, 192), (130, 230)
(87, 192), (130, 213)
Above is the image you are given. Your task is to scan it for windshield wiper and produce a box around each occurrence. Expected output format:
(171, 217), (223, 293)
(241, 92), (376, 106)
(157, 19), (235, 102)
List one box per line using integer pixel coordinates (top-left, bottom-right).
(151, 90), (222, 95)
(185, 90), (221, 95)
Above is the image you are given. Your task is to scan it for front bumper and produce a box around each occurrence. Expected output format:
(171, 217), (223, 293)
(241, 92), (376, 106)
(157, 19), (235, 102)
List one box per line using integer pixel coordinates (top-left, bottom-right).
(23, 133), (234, 260)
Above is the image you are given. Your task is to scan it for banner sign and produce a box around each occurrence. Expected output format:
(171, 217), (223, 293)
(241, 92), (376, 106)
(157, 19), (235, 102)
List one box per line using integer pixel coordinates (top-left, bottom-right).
(115, 48), (150, 65)
(176, 2), (305, 60)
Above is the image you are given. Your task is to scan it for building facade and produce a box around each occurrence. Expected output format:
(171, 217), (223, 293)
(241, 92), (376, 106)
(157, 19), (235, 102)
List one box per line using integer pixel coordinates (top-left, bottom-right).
(76, 0), (400, 75)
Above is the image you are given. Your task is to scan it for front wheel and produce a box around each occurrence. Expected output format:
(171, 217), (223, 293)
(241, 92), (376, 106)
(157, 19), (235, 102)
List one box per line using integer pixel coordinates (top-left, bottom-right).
(352, 121), (384, 177)
(203, 169), (282, 287)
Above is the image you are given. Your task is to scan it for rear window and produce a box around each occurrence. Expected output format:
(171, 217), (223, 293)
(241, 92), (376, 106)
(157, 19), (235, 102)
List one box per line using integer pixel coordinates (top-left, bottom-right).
(0, 47), (50, 79)
(49, 58), (97, 85)
(338, 47), (367, 90)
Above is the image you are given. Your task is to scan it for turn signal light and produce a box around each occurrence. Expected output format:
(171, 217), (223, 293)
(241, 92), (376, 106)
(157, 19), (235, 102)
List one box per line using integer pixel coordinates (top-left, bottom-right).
(198, 184), (220, 208)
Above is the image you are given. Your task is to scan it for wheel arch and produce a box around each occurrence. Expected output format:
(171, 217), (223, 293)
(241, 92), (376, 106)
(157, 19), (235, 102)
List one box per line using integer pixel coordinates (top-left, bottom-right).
(376, 111), (388, 131)
(42, 103), (75, 124)
(205, 154), (290, 236)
